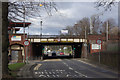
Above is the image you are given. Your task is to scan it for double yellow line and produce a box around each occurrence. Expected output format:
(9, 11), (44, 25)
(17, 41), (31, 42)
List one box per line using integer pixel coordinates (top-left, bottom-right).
(34, 64), (42, 70)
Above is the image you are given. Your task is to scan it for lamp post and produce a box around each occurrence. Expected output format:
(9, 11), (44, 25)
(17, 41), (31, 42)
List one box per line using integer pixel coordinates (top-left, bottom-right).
(40, 20), (42, 36)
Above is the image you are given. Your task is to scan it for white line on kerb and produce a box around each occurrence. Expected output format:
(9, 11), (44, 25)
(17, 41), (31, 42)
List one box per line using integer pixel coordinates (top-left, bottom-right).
(78, 60), (96, 68)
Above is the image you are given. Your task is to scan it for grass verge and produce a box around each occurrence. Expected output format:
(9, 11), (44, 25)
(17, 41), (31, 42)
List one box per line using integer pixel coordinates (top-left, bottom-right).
(8, 63), (25, 77)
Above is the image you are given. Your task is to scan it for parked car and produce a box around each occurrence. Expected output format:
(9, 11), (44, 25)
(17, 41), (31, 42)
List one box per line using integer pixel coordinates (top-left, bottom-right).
(60, 52), (64, 55)
(52, 51), (56, 56)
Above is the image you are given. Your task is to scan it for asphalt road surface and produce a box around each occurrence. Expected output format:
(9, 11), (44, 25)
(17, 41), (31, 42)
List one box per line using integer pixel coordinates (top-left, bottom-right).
(32, 59), (118, 78)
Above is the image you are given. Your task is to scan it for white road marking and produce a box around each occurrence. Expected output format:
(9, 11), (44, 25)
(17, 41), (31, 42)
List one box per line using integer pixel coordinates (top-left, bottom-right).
(53, 72), (55, 74)
(53, 75), (56, 77)
(41, 72), (44, 74)
(56, 75), (59, 77)
(39, 75), (46, 77)
(69, 67), (73, 70)
(66, 74), (69, 77)
(63, 62), (66, 64)
(45, 72), (48, 74)
(75, 71), (87, 77)
(35, 72), (38, 74)
(66, 59), (70, 61)
(63, 59), (88, 78)
(44, 59), (62, 61)
(49, 72), (52, 74)
(47, 75), (50, 77)
(63, 62), (69, 66)
(77, 60), (96, 68)
(34, 64), (42, 70)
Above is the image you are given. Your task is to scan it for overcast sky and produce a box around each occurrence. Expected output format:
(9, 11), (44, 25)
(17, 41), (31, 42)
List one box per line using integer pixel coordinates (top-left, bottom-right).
(17, 2), (118, 35)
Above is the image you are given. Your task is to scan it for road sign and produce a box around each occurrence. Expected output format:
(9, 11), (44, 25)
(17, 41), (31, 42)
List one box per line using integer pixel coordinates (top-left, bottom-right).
(96, 39), (102, 45)
(24, 40), (30, 46)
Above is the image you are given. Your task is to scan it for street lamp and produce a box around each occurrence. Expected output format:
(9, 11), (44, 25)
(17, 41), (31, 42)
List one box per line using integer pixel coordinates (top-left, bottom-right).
(40, 20), (43, 36)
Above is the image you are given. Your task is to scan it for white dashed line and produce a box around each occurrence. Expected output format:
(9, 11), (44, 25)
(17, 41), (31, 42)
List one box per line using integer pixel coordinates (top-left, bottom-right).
(69, 67), (73, 70)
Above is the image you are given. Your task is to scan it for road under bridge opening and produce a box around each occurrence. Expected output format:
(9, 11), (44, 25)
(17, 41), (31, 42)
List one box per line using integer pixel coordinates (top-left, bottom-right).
(30, 42), (84, 60)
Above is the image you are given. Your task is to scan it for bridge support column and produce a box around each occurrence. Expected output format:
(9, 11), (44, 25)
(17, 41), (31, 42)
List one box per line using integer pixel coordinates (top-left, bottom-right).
(81, 43), (87, 58)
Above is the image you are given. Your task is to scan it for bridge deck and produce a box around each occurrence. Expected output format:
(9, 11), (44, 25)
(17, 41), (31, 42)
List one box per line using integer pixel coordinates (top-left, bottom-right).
(28, 35), (87, 43)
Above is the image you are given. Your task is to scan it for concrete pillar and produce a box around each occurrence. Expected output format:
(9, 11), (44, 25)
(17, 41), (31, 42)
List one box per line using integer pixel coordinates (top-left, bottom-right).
(81, 43), (87, 58)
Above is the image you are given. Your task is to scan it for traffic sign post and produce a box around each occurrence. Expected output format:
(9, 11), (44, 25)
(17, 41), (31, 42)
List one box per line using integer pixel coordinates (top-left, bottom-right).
(96, 39), (102, 64)
(23, 40), (30, 64)
(24, 40), (30, 46)
(96, 39), (102, 45)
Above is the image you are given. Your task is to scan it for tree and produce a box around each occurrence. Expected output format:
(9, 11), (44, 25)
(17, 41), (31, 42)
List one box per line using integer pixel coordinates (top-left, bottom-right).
(63, 17), (90, 36)
(75, 17), (90, 35)
(95, 0), (116, 11)
(8, 2), (57, 21)
(90, 15), (102, 34)
(66, 26), (74, 35)
(1, 2), (9, 77)
(101, 18), (117, 34)
(109, 26), (119, 35)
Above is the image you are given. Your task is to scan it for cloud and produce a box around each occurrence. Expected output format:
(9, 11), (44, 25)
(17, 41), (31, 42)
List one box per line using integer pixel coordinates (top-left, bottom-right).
(17, 2), (118, 35)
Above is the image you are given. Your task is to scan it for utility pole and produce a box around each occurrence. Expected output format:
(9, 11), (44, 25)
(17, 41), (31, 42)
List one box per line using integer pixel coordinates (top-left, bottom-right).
(90, 17), (93, 34)
(23, 6), (26, 63)
(106, 21), (109, 41)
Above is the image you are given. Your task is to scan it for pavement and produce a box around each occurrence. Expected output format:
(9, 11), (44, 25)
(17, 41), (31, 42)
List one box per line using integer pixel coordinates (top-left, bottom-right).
(78, 58), (119, 74)
(17, 60), (37, 78)
(16, 58), (119, 78)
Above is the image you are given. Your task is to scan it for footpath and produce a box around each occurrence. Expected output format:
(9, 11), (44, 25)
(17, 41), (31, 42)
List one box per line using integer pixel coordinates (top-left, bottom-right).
(77, 58), (120, 77)
(17, 60), (38, 78)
